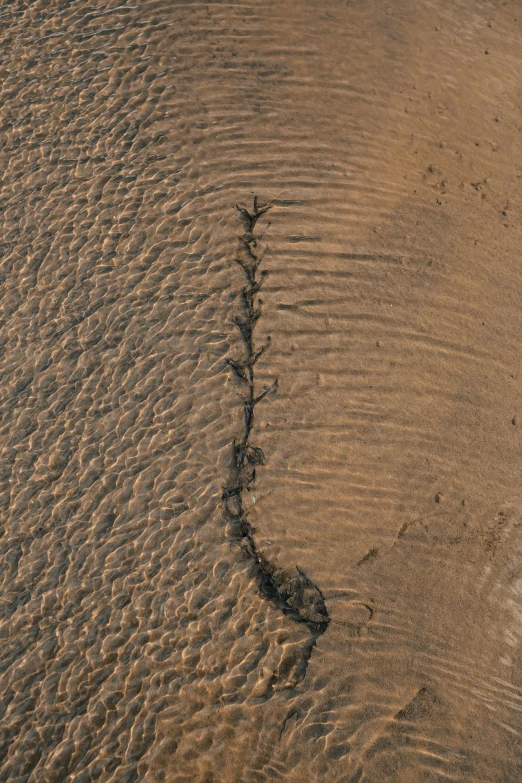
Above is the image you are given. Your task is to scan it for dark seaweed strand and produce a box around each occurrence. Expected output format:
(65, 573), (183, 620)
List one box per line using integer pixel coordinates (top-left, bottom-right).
(222, 197), (329, 683)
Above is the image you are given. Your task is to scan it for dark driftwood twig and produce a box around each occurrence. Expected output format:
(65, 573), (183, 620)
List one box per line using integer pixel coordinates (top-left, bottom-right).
(222, 197), (329, 685)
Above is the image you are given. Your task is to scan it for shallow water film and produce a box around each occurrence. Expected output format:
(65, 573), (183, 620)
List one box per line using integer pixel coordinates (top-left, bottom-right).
(1, 1), (522, 781)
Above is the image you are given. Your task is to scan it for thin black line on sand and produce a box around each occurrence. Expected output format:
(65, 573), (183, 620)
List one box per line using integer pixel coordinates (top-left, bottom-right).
(222, 197), (330, 686)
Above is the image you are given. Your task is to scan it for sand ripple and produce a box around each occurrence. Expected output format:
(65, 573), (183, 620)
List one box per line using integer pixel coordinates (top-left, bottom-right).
(2, 1), (522, 782)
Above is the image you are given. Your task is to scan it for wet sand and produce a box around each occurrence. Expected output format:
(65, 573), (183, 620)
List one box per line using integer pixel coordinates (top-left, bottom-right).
(1, 1), (522, 781)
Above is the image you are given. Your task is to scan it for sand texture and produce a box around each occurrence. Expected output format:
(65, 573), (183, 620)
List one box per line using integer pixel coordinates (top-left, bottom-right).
(1, 1), (522, 781)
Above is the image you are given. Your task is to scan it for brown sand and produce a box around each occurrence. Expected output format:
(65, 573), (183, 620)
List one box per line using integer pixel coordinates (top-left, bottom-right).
(1, 1), (522, 781)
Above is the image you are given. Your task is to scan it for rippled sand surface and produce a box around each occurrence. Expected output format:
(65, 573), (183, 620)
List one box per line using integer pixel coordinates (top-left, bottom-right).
(2, 1), (522, 781)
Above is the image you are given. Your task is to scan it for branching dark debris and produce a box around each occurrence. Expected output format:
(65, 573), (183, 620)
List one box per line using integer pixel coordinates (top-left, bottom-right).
(222, 197), (330, 684)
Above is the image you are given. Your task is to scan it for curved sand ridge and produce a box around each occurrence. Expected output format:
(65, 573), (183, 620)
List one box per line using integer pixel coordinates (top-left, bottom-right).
(1, 1), (522, 782)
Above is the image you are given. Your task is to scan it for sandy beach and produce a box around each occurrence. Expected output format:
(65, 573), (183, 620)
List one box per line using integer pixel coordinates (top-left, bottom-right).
(1, 1), (522, 781)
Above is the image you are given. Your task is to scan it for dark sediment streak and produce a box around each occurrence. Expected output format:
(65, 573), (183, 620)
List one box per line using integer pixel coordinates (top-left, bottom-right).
(222, 198), (329, 684)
